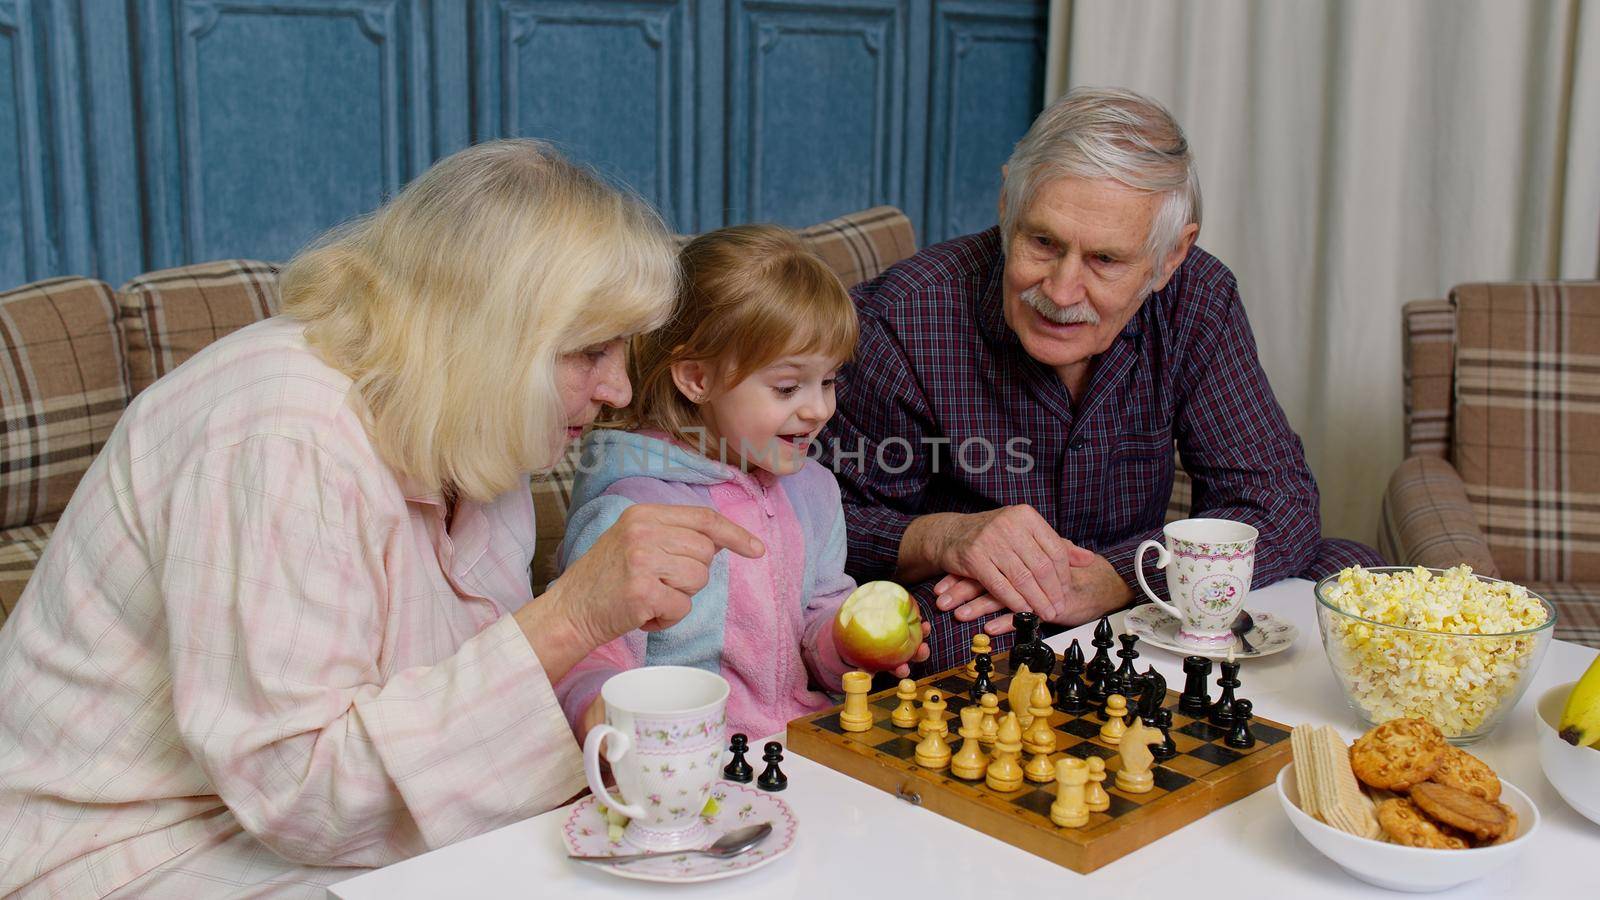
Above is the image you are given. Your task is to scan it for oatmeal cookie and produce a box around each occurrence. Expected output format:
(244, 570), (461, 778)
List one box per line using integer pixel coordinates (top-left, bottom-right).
(1487, 803), (1519, 845)
(1409, 781), (1507, 841)
(1430, 746), (1501, 801)
(1351, 718), (1446, 790)
(1376, 797), (1470, 849)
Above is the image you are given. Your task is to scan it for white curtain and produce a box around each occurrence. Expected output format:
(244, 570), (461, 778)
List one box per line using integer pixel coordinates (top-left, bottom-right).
(1046, 0), (1600, 545)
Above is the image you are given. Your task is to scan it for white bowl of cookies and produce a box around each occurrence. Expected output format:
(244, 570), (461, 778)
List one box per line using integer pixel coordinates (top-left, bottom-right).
(1275, 718), (1538, 892)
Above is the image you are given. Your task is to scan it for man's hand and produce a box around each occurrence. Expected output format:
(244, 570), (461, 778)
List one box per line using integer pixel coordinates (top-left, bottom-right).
(936, 549), (1131, 634)
(915, 505), (1084, 619)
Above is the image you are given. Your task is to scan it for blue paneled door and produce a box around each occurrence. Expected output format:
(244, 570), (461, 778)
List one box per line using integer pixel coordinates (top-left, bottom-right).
(0, 0), (1044, 288)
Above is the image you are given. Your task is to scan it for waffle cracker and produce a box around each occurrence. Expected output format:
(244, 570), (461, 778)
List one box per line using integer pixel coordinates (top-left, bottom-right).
(1292, 724), (1381, 839)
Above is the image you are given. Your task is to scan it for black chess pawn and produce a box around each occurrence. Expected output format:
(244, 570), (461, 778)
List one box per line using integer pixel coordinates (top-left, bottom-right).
(1152, 708), (1178, 762)
(1009, 612), (1040, 674)
(1138, 665), (1167, 726)
(1086, 616), (1115, 684)
(1055, 639), (1089, 714)
(723, 734), (754, 783)
(1225, 699), (1257, 749)
(1209, 659), (1242, 729)
(1180, 655), (1213, 716)
(971, 651), (996, 702)
(757, 741), (788, 791)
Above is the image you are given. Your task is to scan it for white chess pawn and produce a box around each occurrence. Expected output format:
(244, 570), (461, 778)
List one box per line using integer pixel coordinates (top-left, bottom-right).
(1084, 756), (1110, 812)
(978, 692), (1000, 749)
(966, 633), (992, 678)
(914, 690), (951, 769)
(1100, 694), (1128, 746)
(891, 678), (918, 729)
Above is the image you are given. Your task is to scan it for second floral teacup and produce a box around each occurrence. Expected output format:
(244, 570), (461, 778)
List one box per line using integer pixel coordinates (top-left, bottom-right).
(581, 666), (729, 852)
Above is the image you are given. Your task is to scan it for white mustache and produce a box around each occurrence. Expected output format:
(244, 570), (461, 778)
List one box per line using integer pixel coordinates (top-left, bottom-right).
(1021, 286), (1100, 326)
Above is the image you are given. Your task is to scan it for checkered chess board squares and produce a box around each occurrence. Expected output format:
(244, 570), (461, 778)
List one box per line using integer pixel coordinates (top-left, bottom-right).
(807, 671), (1290, 832)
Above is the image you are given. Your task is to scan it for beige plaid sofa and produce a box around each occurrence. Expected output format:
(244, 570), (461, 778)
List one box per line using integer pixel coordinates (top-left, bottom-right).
(0, 207), (918, 631)
(1379, 282), (1600, 647)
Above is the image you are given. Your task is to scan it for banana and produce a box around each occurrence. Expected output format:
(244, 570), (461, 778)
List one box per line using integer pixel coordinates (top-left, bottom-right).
(1559, 652), (1600, 747)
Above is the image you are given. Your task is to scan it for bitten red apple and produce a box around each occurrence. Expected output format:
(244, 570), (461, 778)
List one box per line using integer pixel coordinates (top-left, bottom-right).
(833, 581), (922, 670)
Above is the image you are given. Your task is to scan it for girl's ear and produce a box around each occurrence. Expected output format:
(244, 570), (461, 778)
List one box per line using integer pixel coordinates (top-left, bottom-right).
(670, 359), (713, 404)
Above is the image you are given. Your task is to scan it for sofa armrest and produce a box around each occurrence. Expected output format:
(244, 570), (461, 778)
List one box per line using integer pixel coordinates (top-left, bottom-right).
(1378, 455), (1500, 576)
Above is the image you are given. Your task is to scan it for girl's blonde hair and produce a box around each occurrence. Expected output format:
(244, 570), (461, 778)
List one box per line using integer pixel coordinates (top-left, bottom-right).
(280, 139), (678, 501)
(614, 224), (858, 444)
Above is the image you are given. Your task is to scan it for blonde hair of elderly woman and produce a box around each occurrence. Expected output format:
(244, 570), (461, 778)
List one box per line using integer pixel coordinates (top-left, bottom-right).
(280, 139), (679, 501)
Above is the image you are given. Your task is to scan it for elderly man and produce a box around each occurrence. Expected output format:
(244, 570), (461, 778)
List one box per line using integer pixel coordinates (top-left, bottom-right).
(824, 87), (1380, 671)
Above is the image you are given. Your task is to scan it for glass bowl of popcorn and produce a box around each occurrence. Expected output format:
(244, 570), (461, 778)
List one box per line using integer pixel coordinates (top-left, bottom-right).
(1314, 565), (1555, 745)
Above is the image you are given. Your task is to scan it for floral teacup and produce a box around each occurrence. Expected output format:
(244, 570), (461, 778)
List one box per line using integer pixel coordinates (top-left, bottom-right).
(582, 666), (729, 852)
(1135, 518), (1257, 648)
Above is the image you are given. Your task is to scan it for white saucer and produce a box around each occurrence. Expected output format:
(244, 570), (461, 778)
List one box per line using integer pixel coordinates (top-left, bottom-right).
(1124, 605), (1297, 659)
(561, 781), (797, 883)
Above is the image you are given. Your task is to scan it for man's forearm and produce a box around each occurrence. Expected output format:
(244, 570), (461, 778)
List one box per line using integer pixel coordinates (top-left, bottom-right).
(895, 512), (963, 583)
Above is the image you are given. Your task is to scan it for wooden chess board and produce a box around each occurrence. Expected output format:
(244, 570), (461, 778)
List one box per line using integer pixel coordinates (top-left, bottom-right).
(786, 654), (1292, 873)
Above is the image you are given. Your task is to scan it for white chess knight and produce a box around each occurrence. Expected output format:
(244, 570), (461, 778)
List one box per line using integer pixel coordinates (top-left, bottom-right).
(1114, 719), (1164, 794)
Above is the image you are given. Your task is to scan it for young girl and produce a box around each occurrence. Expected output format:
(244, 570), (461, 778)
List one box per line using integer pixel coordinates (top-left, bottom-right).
(553, 224), (927, 739)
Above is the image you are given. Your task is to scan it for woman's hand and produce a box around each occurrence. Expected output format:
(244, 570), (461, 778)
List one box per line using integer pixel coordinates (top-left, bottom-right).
(518, 504), (764, 681)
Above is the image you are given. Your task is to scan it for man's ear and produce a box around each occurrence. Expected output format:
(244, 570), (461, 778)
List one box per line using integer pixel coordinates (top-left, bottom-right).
(670, 359), (713, 404)
(1148, 222), (1200, 294)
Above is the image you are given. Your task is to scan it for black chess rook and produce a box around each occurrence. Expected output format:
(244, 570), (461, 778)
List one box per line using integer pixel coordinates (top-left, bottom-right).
(1180, 656), (1213, 716)
(1009, 612), (1040, 674)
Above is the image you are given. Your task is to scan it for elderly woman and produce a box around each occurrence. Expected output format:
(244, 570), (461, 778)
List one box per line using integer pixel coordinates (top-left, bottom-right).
(0, 141), (761, 897)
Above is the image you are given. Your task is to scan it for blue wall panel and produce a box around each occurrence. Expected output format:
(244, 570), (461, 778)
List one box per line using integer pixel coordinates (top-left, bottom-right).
(0, 1), (32, 288)
(927, 0), (1046, 245)
(1, 0), (1047, 287)
(474, 0), (696, 231)
(728, 0), (906, 227)
(137, 0), (436, 268)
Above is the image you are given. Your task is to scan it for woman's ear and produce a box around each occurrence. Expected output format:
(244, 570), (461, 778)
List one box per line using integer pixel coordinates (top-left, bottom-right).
(670, 359), (713, 404)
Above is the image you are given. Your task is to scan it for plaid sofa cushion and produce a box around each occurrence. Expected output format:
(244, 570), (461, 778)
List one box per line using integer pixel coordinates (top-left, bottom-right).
(0, 277), (130, 530)
(1524, 582), (1600, 648)
(1452, 282), (1600, 583)
(0, 520), (53, 631)
(119, 260), (280, 395)
(1403, 299), (1455, 459)
(531, 453), (577, 596)
(796, 206), (917, 290)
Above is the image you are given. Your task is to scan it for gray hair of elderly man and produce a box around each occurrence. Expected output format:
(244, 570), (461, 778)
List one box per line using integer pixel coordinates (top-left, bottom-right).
(1000, 86), (1203, 295)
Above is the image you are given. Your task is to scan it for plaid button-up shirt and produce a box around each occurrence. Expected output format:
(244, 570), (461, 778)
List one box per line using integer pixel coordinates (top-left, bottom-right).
(823, 228), (1377, 671)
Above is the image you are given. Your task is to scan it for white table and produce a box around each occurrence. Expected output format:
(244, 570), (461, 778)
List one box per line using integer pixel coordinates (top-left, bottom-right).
(330, 579), (1600, 898)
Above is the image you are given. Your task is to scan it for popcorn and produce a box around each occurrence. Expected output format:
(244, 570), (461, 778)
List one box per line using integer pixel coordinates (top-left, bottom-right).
(1318, 565), (1550, 738)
